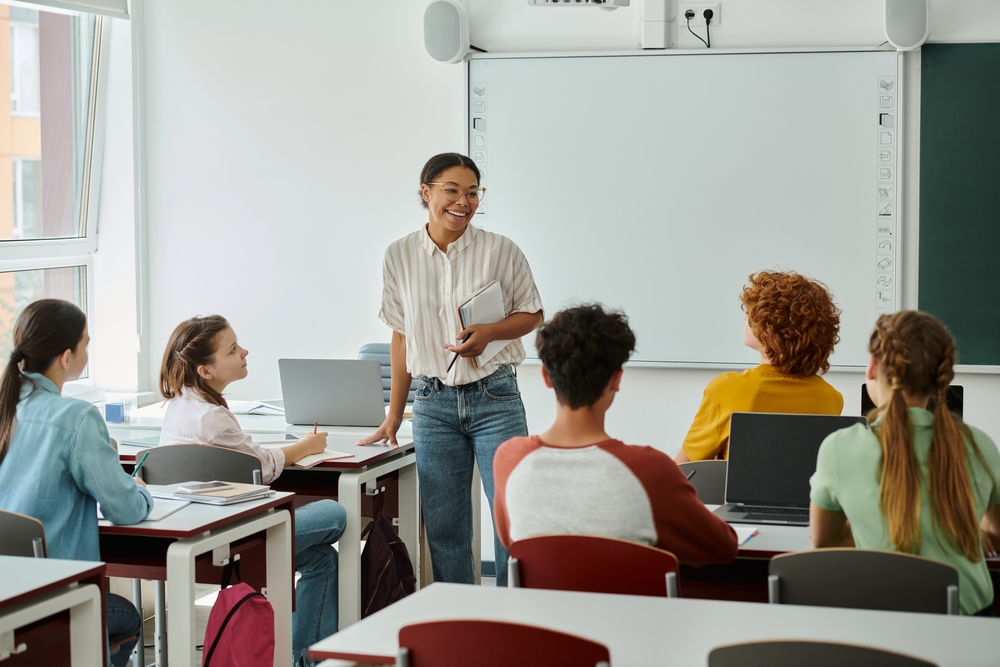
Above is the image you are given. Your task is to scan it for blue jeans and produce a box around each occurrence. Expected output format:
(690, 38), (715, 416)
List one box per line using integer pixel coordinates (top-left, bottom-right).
(293, 499), (347, 667)
(106, 593), (140, 667)
(411, 365), (528, 588)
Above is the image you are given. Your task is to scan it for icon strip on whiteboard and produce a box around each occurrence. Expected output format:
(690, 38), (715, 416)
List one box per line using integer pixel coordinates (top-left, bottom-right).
(875, 75), (897, 316)
(471, 82), (488, 221)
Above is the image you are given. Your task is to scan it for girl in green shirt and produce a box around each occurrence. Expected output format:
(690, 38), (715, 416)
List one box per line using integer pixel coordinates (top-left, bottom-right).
(810, 310), (1000, 615)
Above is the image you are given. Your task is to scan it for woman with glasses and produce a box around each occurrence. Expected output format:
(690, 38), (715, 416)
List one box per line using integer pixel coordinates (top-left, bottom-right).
(360, 153), (543, 588)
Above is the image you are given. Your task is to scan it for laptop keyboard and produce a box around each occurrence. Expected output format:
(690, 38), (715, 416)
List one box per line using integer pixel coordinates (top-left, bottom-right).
(736, 506), (810, 516)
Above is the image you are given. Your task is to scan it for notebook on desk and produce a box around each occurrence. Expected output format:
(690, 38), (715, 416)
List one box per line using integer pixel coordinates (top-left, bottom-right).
(714, 412), (866, 526)
(278, 359), (386, 427)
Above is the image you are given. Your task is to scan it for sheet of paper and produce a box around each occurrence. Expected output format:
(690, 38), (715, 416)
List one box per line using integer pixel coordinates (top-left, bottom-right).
(293, 450), (355, 468)
(98, 497), (190, 523)
(734, 526), (759, 546)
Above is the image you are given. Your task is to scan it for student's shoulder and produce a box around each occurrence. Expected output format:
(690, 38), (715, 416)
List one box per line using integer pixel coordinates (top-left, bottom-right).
(703, 368), (756, 394)
(819, 420), (875, 456)
(600, 440), (680, 475)
(965, 423), (1000, 463)
(495, 436), (543, 463)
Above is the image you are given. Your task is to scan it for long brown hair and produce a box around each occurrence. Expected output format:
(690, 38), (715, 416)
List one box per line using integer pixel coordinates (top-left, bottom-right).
(869, 311), (987, 561)
(160, 315), (231, 408)
(0, 300), (87, 463)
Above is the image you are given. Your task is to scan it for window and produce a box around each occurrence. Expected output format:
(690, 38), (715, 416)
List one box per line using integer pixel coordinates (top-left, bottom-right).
(0, 2), (104, 368)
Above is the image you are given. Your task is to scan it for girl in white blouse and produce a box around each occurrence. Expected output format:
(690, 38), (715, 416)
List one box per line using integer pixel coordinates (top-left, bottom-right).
(159, 315), (346, 667)
(360, 153), (543, 586)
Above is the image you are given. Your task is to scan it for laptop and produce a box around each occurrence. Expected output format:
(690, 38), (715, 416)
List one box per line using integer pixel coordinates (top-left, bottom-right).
(861, 384), (963, 417)
(713, 412), (866, 526)
(278, 359), (386, 427)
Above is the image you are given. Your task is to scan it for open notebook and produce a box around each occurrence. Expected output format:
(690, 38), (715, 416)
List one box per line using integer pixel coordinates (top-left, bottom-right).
(98, 497), (190, 523)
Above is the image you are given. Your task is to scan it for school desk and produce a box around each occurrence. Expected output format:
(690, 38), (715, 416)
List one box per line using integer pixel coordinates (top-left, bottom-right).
(308, 582), (997, 667)
(0, 555), (106, 666)
(108, 417), (420, 629)
(99, 492), (295, 667)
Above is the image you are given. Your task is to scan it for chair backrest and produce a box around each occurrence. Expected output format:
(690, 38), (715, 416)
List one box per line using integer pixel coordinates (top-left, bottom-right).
(358, 342), (416, 406)
(677, 460), (727, 505)
(709, 640), (937, 667)
(768, 549), (960, 615)
(397, 620), (610, 667)
(0, 509), (47, 557)
(508, 534), (679, 598)
(139, 444), (262, 485)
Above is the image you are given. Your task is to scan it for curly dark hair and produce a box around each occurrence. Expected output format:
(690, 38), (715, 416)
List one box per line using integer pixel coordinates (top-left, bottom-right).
(535, 304), (636, 410)
(740, 271), (841, 376)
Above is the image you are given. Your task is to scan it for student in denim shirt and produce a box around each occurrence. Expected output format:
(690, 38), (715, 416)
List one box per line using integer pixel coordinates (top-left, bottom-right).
(0, 300), (152, 667)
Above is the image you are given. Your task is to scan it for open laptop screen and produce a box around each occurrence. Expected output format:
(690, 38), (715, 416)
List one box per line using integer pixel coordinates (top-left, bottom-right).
(725, 413), (867, 508)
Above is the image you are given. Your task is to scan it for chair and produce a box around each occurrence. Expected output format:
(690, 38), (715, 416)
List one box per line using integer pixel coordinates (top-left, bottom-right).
(508, 534), (680, 598)
(138, 444), (262, 484)
(0, 510), (137, 659)
(0, 509), (47, 557)
(396, 620), (610, 667)
(709, 640), (936, 667)
(677, 460), (727, 505)
(358, 342), (417, 406)
(768, 549), (960, 615)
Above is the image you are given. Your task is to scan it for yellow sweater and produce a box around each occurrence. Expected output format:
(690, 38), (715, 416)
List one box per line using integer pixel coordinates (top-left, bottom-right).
(681, 364), (844, 461)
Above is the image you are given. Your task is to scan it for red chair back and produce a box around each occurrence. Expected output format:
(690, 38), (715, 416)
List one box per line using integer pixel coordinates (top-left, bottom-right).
(510, 534), (679, 597)
(398, 620), (610, 667)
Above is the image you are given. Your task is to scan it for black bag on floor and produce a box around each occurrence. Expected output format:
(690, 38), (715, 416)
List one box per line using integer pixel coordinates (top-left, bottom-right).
(361, 491), (416, 618)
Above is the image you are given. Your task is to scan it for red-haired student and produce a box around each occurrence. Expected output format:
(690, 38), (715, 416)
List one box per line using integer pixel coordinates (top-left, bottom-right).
(675, 271), (844, 463)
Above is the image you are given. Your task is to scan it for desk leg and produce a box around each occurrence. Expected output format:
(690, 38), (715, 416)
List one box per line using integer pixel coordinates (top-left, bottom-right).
(0, 584), (104, 667)
(67, 585), (104, 667)
(266, 513), (293, 666)
(337, 473), (363, 630)
(397, 460), (419, 589)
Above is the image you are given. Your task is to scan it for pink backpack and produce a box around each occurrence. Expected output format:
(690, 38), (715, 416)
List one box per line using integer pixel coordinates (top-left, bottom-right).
(202, 580), (274, 667)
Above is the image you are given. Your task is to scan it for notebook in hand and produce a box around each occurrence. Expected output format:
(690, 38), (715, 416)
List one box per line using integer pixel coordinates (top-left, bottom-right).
(458, 281), (509, 368)
(713, 412), (866, 526)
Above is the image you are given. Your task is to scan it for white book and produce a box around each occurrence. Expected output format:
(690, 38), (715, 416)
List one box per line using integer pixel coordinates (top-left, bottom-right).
(458, 281), (510, 368)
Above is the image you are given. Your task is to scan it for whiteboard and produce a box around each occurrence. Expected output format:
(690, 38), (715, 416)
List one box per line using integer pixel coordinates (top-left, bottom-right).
(468, 50), (901, 368)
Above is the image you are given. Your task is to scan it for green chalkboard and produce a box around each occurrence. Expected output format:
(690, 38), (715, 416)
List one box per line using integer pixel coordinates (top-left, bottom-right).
(919, 43), (1000, 366)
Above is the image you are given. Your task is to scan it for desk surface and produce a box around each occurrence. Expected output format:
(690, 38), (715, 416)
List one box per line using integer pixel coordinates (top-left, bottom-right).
(98, 491), (295, 538)
(0, 556), (105, 613)
(310, 583), (997, 666)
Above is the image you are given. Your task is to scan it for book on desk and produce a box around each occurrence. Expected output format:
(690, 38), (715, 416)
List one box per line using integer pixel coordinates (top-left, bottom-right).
(148, 482), (275, 505)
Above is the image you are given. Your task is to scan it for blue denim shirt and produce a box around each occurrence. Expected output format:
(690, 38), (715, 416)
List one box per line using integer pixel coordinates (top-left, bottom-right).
(0, 373), (152, 561)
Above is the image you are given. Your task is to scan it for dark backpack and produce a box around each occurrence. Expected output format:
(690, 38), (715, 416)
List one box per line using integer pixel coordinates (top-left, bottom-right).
(202, 562), (275, 667)
(361, 492), (416, 617)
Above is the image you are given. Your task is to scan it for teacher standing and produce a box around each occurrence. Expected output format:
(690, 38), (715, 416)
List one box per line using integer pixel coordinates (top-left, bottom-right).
(360, 153), (543, 587)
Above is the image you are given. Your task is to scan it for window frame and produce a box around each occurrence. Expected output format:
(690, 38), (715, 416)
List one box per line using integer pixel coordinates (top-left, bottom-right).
(0, 12), (106, 272)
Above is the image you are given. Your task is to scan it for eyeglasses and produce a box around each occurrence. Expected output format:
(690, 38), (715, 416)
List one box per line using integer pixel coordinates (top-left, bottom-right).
(427, 182), (487, 204)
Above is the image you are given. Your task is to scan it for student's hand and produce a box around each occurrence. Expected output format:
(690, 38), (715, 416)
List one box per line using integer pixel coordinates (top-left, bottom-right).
(299, 432), (329, 455)
(983, 530), (997, 558)
(135, 477), (147, 488)
(358, 416), (400, 449)
(443, 324), (495, 358)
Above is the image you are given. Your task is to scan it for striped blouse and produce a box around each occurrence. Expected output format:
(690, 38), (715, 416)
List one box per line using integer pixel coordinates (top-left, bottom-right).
(379, 223), (543, 385)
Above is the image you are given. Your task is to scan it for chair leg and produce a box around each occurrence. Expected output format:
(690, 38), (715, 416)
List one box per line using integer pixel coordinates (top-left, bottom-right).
(946, 584), (959, 615)
(154, 581), (167, 666)
(665, 571), (678, 598)
(130, 579), (144, 667)
(767, 574), (780, 604)
(397, 647), (411, 667)
(508, 557), (521, 588)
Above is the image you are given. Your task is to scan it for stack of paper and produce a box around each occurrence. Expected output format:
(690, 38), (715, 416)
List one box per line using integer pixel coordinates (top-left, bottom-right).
(148, 482), (274, 506)
(458, 281), (510, 368)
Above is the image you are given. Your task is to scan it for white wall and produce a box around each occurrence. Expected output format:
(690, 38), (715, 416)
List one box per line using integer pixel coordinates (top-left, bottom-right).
(92, 0), (1000, 558)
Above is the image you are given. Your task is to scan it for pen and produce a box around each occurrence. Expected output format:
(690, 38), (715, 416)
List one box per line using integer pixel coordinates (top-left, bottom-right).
(313, 422), (318, 435)
(131, 451), (149, 478)
(447, 332), (472, 373)
(686, 469), (697, 480)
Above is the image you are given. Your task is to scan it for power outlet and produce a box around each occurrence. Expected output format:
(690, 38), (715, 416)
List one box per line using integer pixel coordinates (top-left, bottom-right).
(680, 3), (721, 26)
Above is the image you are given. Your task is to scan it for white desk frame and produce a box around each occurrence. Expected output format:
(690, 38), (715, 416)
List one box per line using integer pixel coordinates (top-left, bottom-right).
(0, 573), (103, 667)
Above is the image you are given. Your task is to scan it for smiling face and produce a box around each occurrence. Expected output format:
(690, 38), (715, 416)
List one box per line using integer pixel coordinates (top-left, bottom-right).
(198, 327), (248, 393)
(422, 166), (480, 237)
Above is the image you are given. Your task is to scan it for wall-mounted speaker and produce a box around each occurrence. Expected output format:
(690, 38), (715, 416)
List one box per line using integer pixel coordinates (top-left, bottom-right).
(424, 0), (470, 64)
(885, 0), (930, 51)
